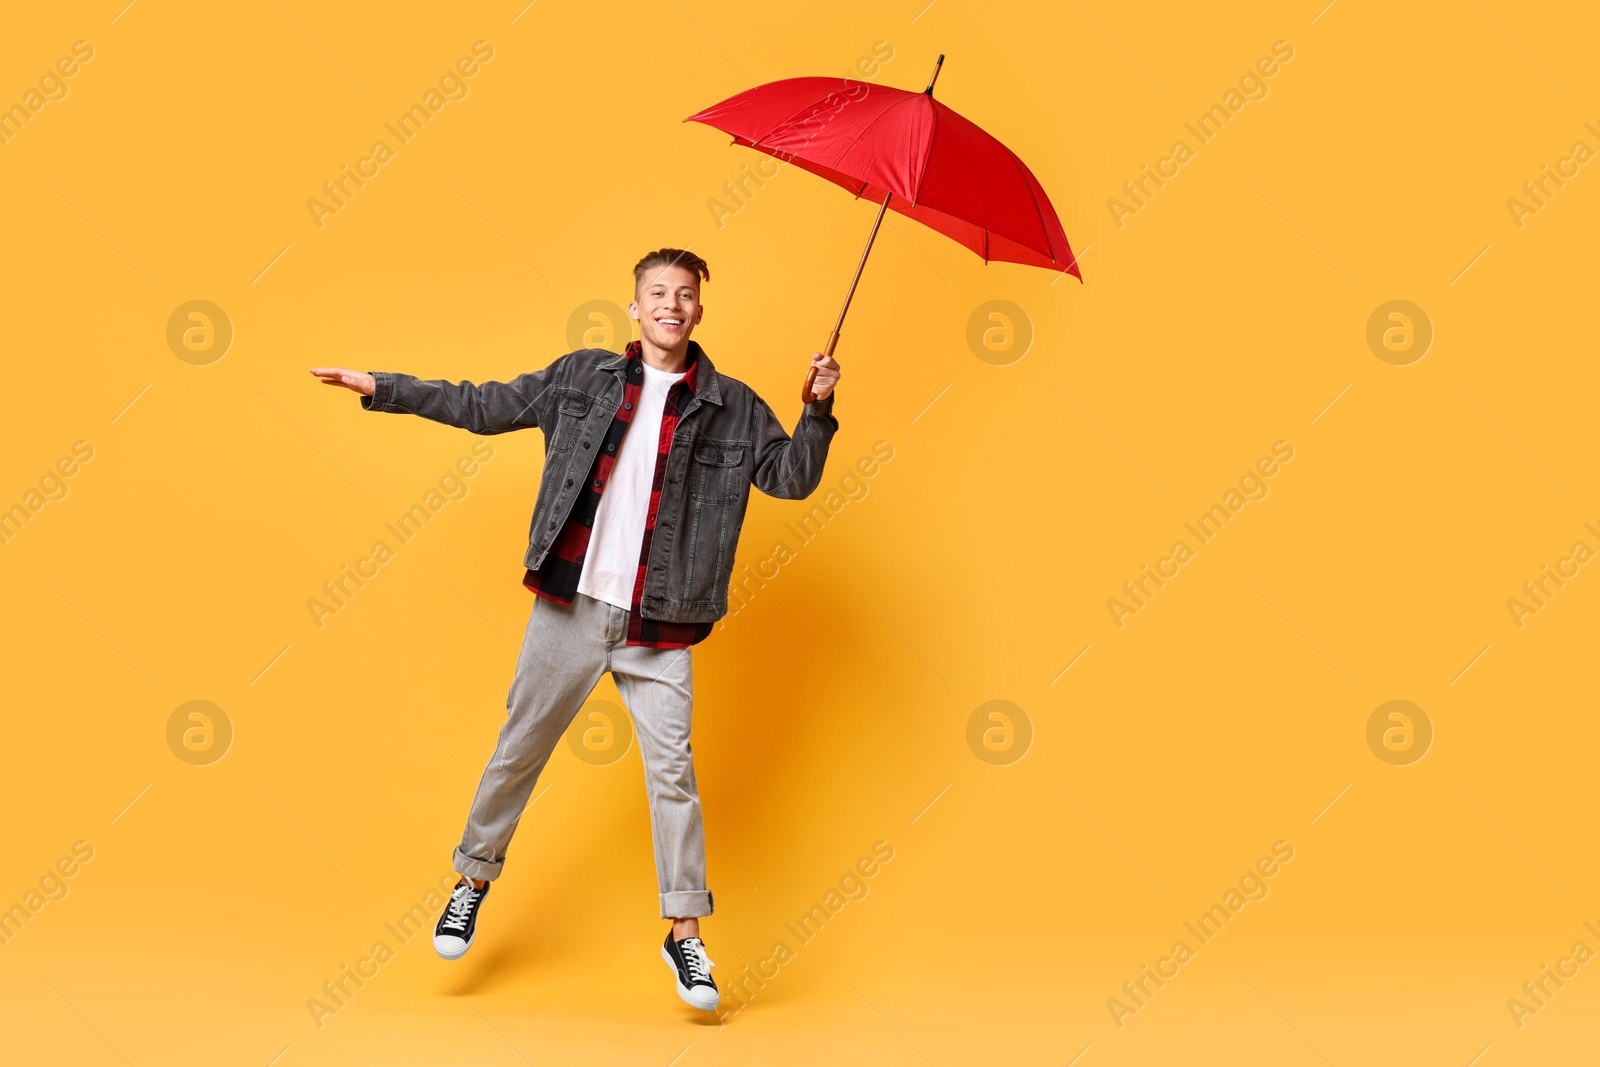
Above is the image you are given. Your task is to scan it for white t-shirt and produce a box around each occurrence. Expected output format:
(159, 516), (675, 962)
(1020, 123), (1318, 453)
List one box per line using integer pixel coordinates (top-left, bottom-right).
(576, 361), (686, 609)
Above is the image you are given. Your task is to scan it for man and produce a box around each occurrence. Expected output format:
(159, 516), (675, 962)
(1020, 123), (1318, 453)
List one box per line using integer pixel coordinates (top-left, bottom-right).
(310, 248), (840, 1012)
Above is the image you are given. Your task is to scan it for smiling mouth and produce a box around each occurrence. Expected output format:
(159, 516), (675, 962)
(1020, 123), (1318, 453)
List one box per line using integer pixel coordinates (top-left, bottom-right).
(656, 317), (685, 329)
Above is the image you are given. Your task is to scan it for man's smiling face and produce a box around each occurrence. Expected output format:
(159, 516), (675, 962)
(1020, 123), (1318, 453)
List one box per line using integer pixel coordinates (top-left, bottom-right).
(630, 263), (703, 352)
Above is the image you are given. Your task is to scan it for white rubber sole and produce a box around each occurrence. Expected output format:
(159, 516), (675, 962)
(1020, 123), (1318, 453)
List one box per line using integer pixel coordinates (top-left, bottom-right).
(434, 932), (473, 960)
(661, 946), (719, 1011)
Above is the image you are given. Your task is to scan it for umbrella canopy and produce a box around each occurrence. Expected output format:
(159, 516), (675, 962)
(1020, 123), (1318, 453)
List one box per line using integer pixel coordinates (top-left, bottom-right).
(686, 72), (1080, 276)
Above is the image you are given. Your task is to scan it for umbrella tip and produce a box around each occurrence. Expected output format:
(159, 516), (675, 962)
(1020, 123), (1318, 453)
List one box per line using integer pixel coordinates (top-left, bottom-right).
(924, 54), (945, 95)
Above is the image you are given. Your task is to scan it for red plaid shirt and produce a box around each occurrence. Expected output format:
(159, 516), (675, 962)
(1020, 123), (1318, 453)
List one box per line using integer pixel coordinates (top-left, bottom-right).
(522, 340), (715, 648)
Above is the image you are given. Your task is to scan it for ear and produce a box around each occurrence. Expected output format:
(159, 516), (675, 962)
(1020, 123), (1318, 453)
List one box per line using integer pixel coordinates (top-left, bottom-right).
(627, 299), (639, 321)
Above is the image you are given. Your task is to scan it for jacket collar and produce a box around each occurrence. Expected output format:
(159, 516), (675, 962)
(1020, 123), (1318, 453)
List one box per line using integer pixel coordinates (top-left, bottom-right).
(597, 339), (723, 406)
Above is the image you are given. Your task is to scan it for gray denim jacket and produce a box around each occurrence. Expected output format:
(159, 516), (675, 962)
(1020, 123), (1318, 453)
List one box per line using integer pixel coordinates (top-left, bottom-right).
(360, 342), (837, 623)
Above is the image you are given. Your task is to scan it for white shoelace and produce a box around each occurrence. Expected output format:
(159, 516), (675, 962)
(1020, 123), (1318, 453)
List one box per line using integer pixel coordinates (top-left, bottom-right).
(679, 937), (716, 983)
(441, 884), (480, 933)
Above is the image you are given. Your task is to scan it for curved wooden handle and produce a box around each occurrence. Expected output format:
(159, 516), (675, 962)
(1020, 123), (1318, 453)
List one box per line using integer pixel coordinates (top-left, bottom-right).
(801, 331), (840, 403)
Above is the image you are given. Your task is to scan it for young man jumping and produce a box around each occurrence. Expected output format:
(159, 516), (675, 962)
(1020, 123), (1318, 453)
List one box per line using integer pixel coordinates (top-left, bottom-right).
(310, 248), (840, 1012)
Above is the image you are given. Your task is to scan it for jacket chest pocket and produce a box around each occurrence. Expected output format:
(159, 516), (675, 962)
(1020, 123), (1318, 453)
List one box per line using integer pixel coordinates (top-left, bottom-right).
(549, 390), (593, 451)
(689, 440), (744, 504)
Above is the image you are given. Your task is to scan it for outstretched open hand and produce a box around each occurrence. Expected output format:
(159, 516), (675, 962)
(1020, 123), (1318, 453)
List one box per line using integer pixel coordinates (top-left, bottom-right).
(309, 367), (375, 396)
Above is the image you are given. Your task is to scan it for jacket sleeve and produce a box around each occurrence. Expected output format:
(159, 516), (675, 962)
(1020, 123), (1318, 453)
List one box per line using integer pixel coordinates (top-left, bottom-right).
(750, 392), (838, 500)
(359, 354), (568, 435)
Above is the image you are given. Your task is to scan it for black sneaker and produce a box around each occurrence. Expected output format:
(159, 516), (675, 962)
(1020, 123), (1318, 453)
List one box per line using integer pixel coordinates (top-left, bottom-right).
(434, 879), (490, 960)
(661, 930), (719, 1011)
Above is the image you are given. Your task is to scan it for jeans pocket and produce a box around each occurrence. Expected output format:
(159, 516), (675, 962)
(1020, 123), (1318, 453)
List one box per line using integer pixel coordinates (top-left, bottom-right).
(689, 440), (744, 504)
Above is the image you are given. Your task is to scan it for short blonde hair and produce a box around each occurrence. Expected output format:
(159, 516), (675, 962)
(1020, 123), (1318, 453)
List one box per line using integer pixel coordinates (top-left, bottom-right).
(633, 247), (710, 293)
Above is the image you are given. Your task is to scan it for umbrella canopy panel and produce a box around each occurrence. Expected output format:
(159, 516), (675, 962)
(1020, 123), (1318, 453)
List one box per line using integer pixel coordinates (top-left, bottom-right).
(688, 76), (1080, 276)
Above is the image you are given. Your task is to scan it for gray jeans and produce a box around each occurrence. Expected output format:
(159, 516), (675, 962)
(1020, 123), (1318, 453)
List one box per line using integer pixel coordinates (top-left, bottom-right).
(452, 592), (712, 918)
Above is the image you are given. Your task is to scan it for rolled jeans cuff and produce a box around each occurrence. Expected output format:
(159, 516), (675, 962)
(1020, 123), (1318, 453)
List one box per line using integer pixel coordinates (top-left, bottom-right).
(453, 848), (504, 883)
(662, 889), (713, 919)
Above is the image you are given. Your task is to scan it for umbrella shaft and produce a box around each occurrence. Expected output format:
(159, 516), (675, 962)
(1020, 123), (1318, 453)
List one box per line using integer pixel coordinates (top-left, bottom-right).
(828, 190), (894, 349)
(805, 190), (893, 401)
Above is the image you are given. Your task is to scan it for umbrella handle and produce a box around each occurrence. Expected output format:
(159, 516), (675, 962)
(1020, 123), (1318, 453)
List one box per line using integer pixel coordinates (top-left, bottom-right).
(800, 332), (840, 402)
(801, 191), (895, 402)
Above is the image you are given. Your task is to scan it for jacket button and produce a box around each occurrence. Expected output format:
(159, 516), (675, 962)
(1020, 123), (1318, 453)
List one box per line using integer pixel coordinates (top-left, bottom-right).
(565, 478), (573, 487)
(592, 479), (601, 489)
(547, 520), (556, 529)
(582, 441), (590, 449)
(624, 402), (633, 410)
(606, 443), (615, 452)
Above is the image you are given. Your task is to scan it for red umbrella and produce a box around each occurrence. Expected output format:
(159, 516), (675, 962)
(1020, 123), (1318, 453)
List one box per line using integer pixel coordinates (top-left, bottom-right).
(686, 56), (1081, 400)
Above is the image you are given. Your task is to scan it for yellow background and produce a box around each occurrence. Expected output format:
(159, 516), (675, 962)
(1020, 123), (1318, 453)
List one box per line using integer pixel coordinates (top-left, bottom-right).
(2, 0), (1596, 1063)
